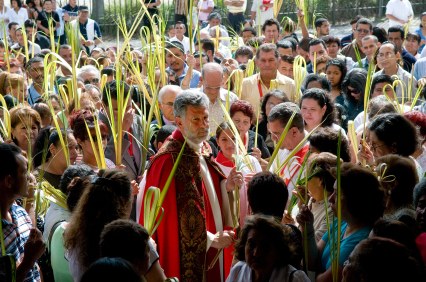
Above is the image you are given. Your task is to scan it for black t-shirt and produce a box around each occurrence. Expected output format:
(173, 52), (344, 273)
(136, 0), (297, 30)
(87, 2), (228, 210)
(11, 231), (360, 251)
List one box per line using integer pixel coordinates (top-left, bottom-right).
(144, 0), (158, 14)
(37, 11), (61, 36)
(62, 4), (79, 17)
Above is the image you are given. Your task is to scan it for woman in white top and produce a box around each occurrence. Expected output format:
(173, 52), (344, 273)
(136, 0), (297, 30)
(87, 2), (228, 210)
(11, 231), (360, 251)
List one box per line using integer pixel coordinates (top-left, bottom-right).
(214, 122), (262, 227)
(7, 0), (27, 26)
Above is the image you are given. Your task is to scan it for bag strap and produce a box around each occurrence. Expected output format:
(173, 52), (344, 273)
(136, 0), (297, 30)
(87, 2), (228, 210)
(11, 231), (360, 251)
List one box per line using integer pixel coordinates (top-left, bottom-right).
(48, 220), (65, 252)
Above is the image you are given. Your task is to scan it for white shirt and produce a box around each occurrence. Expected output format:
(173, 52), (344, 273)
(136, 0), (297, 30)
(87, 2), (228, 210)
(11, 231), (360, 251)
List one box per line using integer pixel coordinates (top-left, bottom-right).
(7, 7), (28, 27)
(386, 0), (413, 28)
(170, 35), (193, 54)
(197, 0), (214, 22)
(251, 0), (274, 26)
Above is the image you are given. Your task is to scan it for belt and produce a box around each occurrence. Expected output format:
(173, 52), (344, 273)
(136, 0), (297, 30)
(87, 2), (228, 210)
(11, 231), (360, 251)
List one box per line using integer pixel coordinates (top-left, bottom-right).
(229, 12), (244, 15)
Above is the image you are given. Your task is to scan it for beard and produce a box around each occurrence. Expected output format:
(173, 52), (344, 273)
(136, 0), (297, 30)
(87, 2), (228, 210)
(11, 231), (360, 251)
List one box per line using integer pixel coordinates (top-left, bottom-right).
(185, 128), (210, 145)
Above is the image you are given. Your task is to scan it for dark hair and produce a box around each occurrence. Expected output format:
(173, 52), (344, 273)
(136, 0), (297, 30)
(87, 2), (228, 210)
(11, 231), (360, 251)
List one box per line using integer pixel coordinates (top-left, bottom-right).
(298, 37), (312, 52)
(156, 124), (176, 144)
(64, 169), (132, 268)
(261, 18), (280, 32)
(241, 27), (257, 36)
(276, 40), (296, 52)
(315, 18), (328, 28)
(24, 19), (37, 29)
(215, 121), (232, 140)
(325, 58), (347, 88)
(32, 126), (74, 168)
(280, 54), (294, 64)
(102, 80), (131, 105)
(25, 55), (44, 69)
(350, 15), (364, 25)
(413, 178), (426, 208)
(234, 46), (254, 60)
(230, 100), (254, 122)
(322, 35), (341, 46)
(375, 154), (418, 210)
(356, 18), (373, 31)
(234, 215), (290, 265)
(247, 172), (288, 219)
(80, 257), (142, 282)
(246, 37), (265, 49)
(388, 25), (405, 39)
(336, 163), (384, 225)
(100, 219), (150, 265)
(268, 102), (304, 132)
(342, 68), (367, 104)
(308, 38), (327, 51)
(302, 73), (332, 92)
(300, 88), (335, 127)
(369, 113), (418, 157)
(306, 152), (339, 193)
(0, 143), (22, 180)
(420, 12), (426, 28)
(260, 89), (289, 122)
(372, 26), (388, 43)
(12, 0), (23, 8)
(200, 38), (215, 54)
(165, 40), (185, 55)
(343, 237), (422, 282)
(406, 32), (421, 44)
(370, 74), (395, 96)
(8, 22), (19, 30)
(372, 219), (420, 261)
(309, 127), (351, 162)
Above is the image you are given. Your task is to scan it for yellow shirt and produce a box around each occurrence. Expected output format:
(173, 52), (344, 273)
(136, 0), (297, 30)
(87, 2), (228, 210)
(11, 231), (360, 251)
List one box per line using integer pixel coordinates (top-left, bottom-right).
(241, 72), (299, 117)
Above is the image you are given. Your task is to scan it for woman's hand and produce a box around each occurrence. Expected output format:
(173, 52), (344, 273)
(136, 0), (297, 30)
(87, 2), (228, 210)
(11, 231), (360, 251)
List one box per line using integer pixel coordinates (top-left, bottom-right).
(357, 140), (374, 166)
(296, 205), (315, 233)
(226, 167), (244, 191)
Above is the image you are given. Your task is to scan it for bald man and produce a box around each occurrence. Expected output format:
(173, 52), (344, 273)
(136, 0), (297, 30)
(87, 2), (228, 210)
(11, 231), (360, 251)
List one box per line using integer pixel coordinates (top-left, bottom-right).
(200, 62), (238, 133)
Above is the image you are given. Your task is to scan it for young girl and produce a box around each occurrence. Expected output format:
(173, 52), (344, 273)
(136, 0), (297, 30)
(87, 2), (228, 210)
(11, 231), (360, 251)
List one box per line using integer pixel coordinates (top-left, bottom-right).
(325, 58), (347, 104)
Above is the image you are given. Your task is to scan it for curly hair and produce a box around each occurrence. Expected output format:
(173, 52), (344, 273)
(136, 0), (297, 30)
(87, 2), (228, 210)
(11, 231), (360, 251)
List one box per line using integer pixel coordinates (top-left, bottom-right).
(308, 127), (351, 162)
(63, 169), (132, 269)
(234, 215), (290, 266)
(230, 100), (255, 122)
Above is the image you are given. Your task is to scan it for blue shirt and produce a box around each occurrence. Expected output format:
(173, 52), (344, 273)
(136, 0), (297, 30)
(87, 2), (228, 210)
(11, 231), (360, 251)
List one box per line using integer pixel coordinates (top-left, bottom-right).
(2, 204), (41, 282)
(169, 64), (201, 89)
(415, 28), (426, 53)
(321, 220), (370, 271)
(27, 84), (42, 105)
(414, 57), (426, 80)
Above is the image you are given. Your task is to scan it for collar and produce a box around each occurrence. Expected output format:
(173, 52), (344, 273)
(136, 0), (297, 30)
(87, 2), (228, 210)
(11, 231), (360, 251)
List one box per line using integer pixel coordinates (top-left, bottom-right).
(215, 151), (234, 167)
(162, 115), (174, 125)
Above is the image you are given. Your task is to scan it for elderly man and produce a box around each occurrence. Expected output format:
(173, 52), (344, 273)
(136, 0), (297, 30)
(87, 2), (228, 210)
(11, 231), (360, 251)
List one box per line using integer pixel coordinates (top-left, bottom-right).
(241, 43), (298, 116)
(154, 84), (183, 126)
(201, 62), (238, 133)
(200, 12), (230, 47)
(0, 143), (46, 282)
(71, 5), (102, 53)
(341, 18), (373, 62)
(141, 91), (241, 281)
(77, 65), (101, 88)
(268, 102), (309, 198)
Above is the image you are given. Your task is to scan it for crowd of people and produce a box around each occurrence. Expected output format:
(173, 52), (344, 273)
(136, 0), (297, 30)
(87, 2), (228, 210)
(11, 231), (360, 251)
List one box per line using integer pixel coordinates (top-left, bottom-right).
(1, 0), (426, 282)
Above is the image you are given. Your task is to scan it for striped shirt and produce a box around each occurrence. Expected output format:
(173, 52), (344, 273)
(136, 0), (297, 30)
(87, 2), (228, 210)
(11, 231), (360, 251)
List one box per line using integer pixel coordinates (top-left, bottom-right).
(2, 204), (41, 282)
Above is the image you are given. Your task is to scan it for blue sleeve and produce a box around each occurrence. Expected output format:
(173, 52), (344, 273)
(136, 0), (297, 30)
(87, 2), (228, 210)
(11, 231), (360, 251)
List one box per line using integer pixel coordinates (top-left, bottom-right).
(94, 22), (102, 38)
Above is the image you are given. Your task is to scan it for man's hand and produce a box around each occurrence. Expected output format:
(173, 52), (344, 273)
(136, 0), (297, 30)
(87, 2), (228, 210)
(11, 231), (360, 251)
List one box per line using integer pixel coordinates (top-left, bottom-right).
(23, 229), (45, 265)
(211, 230), (235, 249)
(63, 12), (70, 22)
(122, 107), (135, 133)
(186, 54), (196, 69)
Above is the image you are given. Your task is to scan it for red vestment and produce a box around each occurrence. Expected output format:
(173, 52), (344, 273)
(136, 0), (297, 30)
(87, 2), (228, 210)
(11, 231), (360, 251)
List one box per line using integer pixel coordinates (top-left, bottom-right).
(140, 130), (232, 281)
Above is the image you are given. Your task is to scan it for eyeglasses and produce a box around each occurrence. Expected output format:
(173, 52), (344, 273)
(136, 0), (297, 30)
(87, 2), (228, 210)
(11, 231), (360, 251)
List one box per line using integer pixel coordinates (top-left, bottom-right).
(84, 78), (100, 85)
(162, 102), (174, 107)
(370, 143), (386, 151)
(356, 29), (370, 34)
